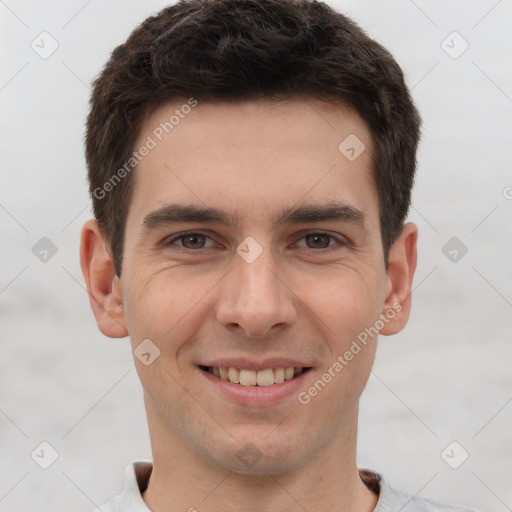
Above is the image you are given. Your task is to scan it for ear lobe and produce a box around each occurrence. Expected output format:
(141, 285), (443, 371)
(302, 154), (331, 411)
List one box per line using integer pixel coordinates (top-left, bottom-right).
(379, 222), (418, 336)
(80, 218), (128, 338)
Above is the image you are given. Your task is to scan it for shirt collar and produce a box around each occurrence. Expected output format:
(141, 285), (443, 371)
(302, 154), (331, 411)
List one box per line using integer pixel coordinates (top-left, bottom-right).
(110, 461), (388, 511)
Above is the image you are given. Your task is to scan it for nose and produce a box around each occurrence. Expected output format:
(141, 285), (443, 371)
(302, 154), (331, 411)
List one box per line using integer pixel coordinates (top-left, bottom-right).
(215, 242), (297, 338)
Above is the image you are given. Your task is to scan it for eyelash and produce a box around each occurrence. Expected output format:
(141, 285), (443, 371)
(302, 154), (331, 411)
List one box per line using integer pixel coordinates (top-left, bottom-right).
(162, 230), (348, 254)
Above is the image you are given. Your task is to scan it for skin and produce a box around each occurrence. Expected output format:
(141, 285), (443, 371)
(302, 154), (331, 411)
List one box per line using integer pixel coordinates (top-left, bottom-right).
(81, 99), (417, 512)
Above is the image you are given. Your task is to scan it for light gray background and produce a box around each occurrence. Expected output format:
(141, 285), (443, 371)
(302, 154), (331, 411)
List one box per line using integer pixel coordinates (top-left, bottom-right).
(1, 1), (511, 511)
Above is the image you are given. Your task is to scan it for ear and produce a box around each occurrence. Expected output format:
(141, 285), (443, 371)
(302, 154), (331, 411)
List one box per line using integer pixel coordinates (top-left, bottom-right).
(80, 218), (128, 338)
(379, 222), (418, 336)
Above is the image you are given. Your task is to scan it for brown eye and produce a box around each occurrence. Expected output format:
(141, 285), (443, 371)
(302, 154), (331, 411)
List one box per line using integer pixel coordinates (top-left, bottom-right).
(163, 231), (215, 250)
(304, 233), (332, 249)
(295, 232), (348, 253)
(180, 233), (207, 249)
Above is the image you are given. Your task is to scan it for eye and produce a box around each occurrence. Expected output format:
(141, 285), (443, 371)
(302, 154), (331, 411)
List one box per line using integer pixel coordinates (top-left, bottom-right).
(295, 232), (347, 252)
(162, 230), (348, 253)
(163, 231), (216, 250)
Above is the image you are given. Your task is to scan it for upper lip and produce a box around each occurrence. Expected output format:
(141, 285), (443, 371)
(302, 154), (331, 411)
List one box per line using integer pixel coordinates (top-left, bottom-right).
(199, 358), (312, 371)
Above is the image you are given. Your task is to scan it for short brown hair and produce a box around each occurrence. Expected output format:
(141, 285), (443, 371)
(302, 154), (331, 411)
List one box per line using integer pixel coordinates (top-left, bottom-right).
(85, 0), (421, 276)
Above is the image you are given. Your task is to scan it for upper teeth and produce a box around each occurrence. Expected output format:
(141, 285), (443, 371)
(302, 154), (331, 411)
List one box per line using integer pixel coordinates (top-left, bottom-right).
(210, 366), (303, 386)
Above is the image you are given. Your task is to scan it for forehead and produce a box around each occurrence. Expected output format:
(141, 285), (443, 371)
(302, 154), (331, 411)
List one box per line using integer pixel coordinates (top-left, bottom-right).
(128, 98), (377, 227)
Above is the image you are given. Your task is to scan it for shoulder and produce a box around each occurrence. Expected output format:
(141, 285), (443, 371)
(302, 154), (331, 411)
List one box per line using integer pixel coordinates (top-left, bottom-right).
(94, 494), (123, 512)
(360, 469), (477, 512)
(91, 460), (153, 512)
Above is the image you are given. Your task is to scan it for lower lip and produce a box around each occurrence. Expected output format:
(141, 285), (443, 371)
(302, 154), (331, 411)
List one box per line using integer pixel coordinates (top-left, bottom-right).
(198, 367), (313, 406)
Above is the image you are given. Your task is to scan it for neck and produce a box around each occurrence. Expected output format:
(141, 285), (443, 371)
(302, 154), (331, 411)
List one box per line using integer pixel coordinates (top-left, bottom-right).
(142, 405), (378, 512)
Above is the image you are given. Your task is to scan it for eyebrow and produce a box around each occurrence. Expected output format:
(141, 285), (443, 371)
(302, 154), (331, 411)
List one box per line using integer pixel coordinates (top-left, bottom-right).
(141, 201), (366, 232)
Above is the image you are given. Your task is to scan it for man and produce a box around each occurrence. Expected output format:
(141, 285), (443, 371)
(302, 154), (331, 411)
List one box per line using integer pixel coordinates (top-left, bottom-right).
(80, 0), (474, 510)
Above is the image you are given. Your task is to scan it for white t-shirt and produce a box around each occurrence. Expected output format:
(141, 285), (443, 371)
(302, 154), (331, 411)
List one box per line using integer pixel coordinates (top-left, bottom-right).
(96, 461), (476, 512)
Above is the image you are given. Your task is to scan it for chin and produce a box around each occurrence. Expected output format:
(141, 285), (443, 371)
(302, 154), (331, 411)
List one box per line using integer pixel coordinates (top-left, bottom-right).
(207, 432), (314, 476)
(219, 452), (303, 476)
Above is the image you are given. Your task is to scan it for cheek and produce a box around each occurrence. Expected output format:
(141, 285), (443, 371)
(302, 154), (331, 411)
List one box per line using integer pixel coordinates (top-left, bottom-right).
(122, 268), (219, 354)
(302, 267), (384, 344)
(121, 277), (153, 344)
(296, 268), (382, 403)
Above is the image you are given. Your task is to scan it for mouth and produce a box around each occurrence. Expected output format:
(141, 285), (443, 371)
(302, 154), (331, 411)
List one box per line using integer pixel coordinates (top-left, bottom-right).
(199, 365), (312, 387)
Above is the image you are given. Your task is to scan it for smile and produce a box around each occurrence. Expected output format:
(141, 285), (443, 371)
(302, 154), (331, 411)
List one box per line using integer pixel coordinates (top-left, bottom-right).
(200, 366), (312, 386)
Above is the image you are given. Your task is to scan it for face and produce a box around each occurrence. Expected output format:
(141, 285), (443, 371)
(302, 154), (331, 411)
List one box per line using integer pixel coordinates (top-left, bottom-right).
(84, 98), (416, 475)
